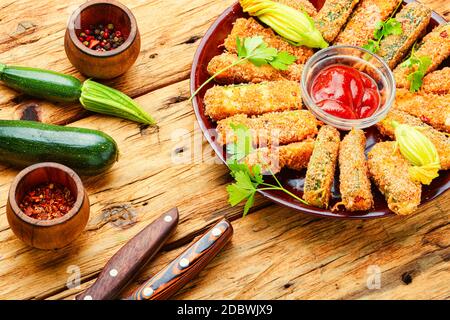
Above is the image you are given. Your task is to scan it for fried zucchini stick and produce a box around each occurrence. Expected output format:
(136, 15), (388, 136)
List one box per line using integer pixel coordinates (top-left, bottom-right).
(337, 129), (373, 211)
(244, 139), (315, 174)
(334, 0), (401, 46)
(376, 110), (450, 170)
(394, 23), (450, 88)
(207, 53), (304, 84)
(393, 88), (450, 133)
(303, 125), (340, 208)
(204, 80), (302, 121)
(216, 110), (319, 146)
(378, 2), (431, 69)
(421, 67), (450, 95)
(274, 0), (317, 17)
(314, 0), (361, 43)
(368, 141), (422, 215)
(223, 18), (314, 64)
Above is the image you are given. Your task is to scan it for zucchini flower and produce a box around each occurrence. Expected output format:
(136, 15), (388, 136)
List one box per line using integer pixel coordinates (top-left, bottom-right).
(393, 121), (441, 185)
(239, 0), (328, 49)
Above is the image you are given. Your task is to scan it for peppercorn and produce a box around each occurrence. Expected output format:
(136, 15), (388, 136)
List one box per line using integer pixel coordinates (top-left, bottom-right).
(77, 22), (125, 51)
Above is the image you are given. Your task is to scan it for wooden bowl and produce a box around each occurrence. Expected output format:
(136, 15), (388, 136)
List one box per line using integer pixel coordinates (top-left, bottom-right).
(64, 0), (141, 79)
(6, 163), (90, 250)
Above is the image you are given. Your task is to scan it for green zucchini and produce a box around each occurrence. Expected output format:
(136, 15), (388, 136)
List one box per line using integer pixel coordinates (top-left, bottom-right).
(0, 63), (156, 125)
(0, 63), (82, 102)
(0, 120), (119, 175)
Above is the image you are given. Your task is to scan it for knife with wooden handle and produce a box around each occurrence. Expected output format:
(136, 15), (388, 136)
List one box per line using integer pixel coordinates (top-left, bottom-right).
(76, 207), (179, 300)
(126, 218), (233, 300)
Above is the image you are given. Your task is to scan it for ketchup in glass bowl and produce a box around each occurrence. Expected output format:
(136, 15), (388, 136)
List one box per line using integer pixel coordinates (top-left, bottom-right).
(301, 46), (395, 130)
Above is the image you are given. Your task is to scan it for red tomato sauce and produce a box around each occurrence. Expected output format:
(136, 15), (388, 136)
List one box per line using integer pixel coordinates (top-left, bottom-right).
(311, 64), (380, 119)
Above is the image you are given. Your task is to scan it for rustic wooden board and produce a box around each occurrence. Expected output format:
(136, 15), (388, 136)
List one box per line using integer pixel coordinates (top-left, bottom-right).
(0, 0), (448, 300)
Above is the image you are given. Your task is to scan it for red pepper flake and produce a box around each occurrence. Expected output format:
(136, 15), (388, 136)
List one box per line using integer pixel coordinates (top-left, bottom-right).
(420, 115), (431, 123)
(89, 39), (100, 49)
(19, 183), (75, 220)
(440, 31), (448, 38)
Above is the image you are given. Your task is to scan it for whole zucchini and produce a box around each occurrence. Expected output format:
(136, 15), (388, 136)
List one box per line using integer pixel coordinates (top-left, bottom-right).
(0, 64), (82, 102)
(0, 120), (119, 175)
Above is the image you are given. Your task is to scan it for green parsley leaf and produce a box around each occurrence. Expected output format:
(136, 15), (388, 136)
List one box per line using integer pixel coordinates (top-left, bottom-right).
(243, 193), (255, 216)
(227, 170), (256, 203)
(225, 124), (309, 217)
(383, 18), (402, 36)
(226, 123), (254, 161)
(236, 36), (296, 70)
(364, 17), (403, 54)
(363, 39), (379, 54)
(402, 46), (432, 92)
(269, 51), (297, 71)
(190, 37), (296, 101)
(407, 71), (425, 92)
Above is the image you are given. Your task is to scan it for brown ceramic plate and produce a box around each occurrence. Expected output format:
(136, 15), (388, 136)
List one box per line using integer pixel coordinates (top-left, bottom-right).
(190, 0), (450, 219)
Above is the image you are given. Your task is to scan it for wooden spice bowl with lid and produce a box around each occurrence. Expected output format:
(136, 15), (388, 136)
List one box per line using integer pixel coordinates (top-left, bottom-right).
(6, 162), (90, 250)
(64, 0), (141, 79)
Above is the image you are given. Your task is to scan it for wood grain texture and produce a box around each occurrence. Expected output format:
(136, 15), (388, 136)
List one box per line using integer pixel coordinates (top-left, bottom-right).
(0, 0), (448, 300)
(128, 219), (233, 300)
(76, 207), (179, 300)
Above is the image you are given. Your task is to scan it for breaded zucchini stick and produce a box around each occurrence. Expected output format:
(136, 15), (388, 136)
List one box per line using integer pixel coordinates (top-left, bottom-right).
(368, 141), (422, 215)
(216, 110), (319, 146)
(314, 0), (361, 43)
(337, 129), (373, 211)
(274, 0), (317, 17)
(393, 88), (450, 133)
(244, 139), (315, 174)
(378, 2), (431, 69)
(394, 23), (450, 88)
(204, 80), (302, 121)
(303, 125), (340, 208)
(334, 0), (401, 46)
(223, 18), (314, 64)
(207, 53), (304, 84)
(421, 67), (450, 95)
(376, 110), (450, 170)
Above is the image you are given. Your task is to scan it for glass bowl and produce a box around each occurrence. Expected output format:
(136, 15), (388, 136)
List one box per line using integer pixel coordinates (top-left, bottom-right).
(301, 45), (396, 130)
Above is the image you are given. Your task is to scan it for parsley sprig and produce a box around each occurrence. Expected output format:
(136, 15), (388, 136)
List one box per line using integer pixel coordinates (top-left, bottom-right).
(400, 46), (432, 92)
(189, 36), (296, 101)
(226, 124), (308, 216)
(363, 18), (403, 54)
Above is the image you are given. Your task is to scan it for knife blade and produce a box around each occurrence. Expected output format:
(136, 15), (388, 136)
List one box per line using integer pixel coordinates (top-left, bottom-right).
(126, 218), (233, 300)
(76, 207), (179, 300)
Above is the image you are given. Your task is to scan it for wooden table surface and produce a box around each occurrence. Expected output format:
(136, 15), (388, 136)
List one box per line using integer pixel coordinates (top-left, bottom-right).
(0, 0), (449, 300)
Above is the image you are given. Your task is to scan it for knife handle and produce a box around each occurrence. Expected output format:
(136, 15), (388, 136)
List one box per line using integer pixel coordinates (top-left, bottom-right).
(76, 208), (179, 300)
(128, 218), (233, 300)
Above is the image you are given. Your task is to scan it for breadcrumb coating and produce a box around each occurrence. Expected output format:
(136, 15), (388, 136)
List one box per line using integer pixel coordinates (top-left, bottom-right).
(421, 67), (450, 95)
(207, 53), (304, 84)
(334, 0), (401, 46)
(223, 18), (314, 64)
(216, 110), (319, 146)
(376, 109), (450, 170)
(378, 2), (431, 69)
(204, 80), (302, 121)
(314, 0), (361, 43)
(303, 125), (340, 208)
(244, 139), (315, 174)
(394, 23), (450, 88)
(337, 129), (374, 211)
(368, 141), (422, 215)
(274, 0), (318, 17)
(393, 88), (450, 133)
